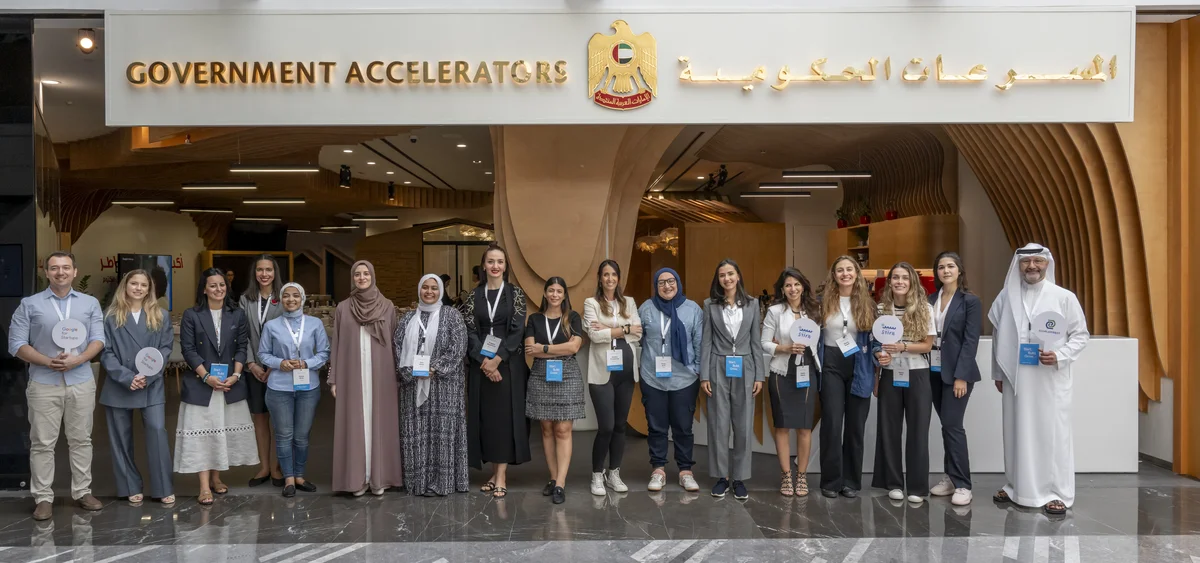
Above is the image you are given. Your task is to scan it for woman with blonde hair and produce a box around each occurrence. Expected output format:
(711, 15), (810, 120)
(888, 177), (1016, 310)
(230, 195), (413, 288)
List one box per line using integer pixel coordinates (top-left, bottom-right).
(100, 269), (176, 506)
(871, 261), (937, 504)
(817, 256), (877, 499)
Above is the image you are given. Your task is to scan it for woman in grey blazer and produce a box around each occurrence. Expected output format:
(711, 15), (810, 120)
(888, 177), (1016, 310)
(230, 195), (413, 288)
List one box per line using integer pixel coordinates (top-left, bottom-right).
(100, 270), (176, 506)
(239, 254), (284, 487)
(699, 259), (766, 500)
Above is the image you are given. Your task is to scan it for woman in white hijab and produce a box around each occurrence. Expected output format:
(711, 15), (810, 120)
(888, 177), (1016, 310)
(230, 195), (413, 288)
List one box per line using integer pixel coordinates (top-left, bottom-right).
(393, 274), (469, 496)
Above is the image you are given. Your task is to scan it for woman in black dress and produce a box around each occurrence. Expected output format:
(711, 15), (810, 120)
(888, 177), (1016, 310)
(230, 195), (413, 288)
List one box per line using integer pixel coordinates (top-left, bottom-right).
(463, 244), (530, 498)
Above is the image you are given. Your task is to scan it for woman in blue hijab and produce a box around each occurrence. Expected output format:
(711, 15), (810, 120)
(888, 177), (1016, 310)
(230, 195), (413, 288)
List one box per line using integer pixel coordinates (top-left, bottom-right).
(637, 268), (705, 493)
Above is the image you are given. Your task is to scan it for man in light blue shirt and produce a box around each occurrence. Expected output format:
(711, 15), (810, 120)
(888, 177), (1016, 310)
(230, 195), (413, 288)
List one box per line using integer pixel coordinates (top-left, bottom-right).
(7, 252), (106, 520)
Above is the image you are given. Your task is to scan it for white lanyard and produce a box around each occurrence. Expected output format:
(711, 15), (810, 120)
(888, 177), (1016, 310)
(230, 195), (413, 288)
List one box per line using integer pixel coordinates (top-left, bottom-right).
(51, 295), (71, 322)
(287, 316), (305, 353)
(544, 315), (561, 344)
(259, 295), (271, 329)
(839, 299), (852, 338)
(416, 315), (430, 354)
(660, 312), (671, 354)
(485, 283), (504, 336)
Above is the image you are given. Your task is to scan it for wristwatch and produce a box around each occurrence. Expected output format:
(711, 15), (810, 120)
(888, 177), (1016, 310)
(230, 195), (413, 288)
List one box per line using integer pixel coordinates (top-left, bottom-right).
(543, 345), (549, 354)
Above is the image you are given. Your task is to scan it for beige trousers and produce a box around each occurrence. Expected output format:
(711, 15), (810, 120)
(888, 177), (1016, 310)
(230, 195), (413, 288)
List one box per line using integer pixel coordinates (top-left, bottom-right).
(27, 377), (96, 503)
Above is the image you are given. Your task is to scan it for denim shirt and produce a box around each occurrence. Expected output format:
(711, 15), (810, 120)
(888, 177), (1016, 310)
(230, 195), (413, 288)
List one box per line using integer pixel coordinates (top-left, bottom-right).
(637, 299), (703, 392)
(258, 314), (330, 392)
(817, 331), (876, 398)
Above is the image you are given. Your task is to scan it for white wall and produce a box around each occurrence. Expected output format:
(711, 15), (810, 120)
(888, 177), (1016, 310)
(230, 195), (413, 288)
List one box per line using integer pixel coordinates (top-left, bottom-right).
(957, 152), (1012, 334)
(1140, 378), (1175, 463)
(71, 206), (206, 312)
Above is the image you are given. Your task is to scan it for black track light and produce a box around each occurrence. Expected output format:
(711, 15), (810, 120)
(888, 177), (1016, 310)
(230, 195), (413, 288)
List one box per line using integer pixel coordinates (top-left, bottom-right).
(339, 165), (352, 188)
(387, 181), (395, 201)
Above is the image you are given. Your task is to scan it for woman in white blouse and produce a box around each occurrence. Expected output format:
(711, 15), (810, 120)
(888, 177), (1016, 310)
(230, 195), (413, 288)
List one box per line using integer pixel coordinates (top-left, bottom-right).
(583, 260), (642, 496)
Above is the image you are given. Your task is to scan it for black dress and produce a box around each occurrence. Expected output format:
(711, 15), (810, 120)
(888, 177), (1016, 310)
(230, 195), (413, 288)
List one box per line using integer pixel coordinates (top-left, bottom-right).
(463, 284), (531, 468)
(769, 346), (820, 429)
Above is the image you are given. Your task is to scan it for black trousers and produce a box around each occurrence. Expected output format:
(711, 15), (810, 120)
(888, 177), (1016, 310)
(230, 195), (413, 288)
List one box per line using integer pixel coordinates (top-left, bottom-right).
(931, 377), (974, 490)
(872, 367), (933, 496)
(589, 367), (636, 473)
(640, 379), (700, 471)
(818, 352), (870, 492)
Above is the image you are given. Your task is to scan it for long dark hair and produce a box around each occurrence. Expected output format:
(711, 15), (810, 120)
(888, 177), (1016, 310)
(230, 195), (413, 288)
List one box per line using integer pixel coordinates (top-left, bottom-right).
(243, 254), (284, 300)
(478, 243), (511, 285)
(772, 267), (819, 320)
(194, 267), (236, 312)
(540, 276), (573, 338)
(594, 259), (629, 318)
(933, 251), (971, 293)
(708, 258), (751, 307)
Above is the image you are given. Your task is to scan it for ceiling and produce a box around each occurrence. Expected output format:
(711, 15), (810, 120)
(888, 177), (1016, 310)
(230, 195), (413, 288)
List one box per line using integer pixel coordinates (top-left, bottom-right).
(317, 127), (495, 191)
(34, 21), (111, 143)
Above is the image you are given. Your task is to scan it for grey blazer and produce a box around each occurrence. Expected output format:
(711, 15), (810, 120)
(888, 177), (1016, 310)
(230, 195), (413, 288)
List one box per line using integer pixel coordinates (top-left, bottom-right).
(699, 297), (767, 383)
(99, 310), (174, 409)
(239, 293), (282, 368)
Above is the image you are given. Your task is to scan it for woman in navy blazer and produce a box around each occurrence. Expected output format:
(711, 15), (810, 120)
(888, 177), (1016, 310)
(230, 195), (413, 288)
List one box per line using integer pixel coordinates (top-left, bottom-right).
(927, 252), (981, 506)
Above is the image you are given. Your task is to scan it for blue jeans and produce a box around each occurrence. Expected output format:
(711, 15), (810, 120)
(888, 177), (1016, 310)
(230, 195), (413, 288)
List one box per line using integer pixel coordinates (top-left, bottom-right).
(265, 387), (321, 478)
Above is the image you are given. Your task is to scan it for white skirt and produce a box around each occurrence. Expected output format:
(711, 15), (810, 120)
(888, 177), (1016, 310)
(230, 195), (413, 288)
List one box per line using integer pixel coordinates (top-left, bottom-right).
(173, 392), (260, 473)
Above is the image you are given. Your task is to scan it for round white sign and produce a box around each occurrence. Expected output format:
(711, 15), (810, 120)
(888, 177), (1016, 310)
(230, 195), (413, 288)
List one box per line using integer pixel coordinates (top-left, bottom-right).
(135, 347), (165, 377)
(51, 319), (87, 351)
(789, 317), (821, 348)
(1032, 311), (1068, 348)
(872, 315), (904, 345)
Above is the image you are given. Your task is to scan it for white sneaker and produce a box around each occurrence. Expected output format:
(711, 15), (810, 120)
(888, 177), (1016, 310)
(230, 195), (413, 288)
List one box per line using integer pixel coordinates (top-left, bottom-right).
(679, 473), (700, 492)
(648, 472), (666, 492)
(605, 469), (629, 493)
(907, 495), (925, 504)
(951, 488), (973, 506)
(930, 477), (955, 497)
(591, 473), (607, 496)
(888, 489), (904, 501)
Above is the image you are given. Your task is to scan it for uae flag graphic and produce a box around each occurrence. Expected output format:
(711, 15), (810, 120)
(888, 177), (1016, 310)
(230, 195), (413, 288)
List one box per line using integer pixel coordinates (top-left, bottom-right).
(612, 42), (635, 64)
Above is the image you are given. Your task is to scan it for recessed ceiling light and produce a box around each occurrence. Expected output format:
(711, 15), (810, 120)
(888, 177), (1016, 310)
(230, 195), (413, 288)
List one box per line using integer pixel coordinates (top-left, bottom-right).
(472, 160), (482, 164)
(456, 144), (467, 148)
(386, 171), (395, 175)
(343, 149), (353, 153)
(484, 171), (493, 175)
(403, 181), (412, 185)
(111, 200), (174, 206)
(781, 170), (871, 180)
(758, 183), (839, 190)
(367, 161), (376, 165)
(77, 29), (96, 54)
(697, 176), (705, 180)
(41, 80), (60, 85)
(229, 164), (319, 174)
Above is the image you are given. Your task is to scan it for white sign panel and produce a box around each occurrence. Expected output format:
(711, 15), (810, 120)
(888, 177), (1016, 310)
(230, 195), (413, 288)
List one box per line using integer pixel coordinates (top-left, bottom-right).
(105, 9), (1135, 126)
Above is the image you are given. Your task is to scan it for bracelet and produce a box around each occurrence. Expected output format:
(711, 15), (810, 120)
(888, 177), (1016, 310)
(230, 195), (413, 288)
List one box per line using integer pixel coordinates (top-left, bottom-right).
(903, 342), (909, 352)
(201, 373), (210, 382)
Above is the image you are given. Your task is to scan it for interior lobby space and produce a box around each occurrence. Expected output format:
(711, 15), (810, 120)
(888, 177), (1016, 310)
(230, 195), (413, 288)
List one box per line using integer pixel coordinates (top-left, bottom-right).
(2, 3), (1200, 562)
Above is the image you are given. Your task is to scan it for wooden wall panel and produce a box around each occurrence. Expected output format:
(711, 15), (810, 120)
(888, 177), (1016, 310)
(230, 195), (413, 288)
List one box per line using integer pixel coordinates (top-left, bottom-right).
(355, 225), (423, 305)
(681, 223), (786, 303)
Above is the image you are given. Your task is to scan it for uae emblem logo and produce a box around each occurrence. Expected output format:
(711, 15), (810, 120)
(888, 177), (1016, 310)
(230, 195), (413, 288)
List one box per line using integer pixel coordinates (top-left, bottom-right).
(587, 20), (657, 110)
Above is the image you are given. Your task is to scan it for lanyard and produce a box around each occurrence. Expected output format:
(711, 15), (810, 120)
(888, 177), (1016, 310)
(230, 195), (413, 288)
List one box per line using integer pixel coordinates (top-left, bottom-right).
(416, 315), (430, 354)
(51, 295), (71, 322)
(660, 312), (671, 354)
(259, 295), (271, 329)
(287, 316), (306, 354)
(789, 309), (807, 366)
(544, 315), (561, 344)
(839, 298), (852, 338)
(485, 283), (504, 336)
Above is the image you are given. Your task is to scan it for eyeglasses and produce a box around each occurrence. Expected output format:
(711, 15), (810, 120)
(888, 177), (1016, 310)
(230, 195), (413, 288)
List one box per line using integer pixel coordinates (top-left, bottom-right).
(656, 278), (678, 288)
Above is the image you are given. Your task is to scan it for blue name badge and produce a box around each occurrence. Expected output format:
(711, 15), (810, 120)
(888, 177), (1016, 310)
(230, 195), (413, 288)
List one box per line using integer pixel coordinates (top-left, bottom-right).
(209, 363), (229, 382)
(725, 356), (744, 378)
(546, 360), (564, 382)
(1019, 343), (1040, 366)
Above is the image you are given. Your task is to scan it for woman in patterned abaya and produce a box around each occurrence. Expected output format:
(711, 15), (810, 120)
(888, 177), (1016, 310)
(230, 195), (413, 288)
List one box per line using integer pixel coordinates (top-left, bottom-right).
(394, 274), (469, 496)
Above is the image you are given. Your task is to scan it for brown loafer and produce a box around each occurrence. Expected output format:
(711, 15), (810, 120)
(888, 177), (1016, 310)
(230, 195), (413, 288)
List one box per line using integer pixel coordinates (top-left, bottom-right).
(32, 501), (52, 521)
(76, 494), (102, 511)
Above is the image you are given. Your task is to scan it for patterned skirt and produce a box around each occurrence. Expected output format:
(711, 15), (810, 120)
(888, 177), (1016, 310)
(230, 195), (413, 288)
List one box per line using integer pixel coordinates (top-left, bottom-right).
(174, 392), (260, 473)
(526, 356), (586, 421)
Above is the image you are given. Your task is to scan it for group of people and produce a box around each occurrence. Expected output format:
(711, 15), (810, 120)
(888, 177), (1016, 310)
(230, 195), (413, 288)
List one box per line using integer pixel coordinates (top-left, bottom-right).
(6, 242), (1088, 520)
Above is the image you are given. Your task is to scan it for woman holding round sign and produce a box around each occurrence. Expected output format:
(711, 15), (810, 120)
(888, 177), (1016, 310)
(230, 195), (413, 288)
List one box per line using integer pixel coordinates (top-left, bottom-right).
(99, 269), (177, 506)
(871, 262), (938, 504)
(257, 282), (330, 497)
(177, 268), (259, 506)
(816, 256), (877, 499)
(761, 267), (822, 497)
(393, 274), (469, 497)
(523, 277), (585, 505)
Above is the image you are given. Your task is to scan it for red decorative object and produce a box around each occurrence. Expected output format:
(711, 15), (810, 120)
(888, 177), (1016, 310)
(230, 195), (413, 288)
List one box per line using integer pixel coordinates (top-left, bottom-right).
(885, 210), (899, 220)
(837, 218), (848, 228)
(859, 215), (871, 225)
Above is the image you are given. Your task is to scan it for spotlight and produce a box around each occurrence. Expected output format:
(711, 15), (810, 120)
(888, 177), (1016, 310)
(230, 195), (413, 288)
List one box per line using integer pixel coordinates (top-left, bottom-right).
(387, 181), (395, 201)
(339, 165), (352, 188)
(77, 29), (96, 54)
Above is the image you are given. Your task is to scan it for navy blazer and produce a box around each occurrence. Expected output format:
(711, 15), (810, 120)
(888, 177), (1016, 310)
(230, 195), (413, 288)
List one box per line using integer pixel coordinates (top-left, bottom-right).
(179, 306), (250, 406)
(928, 289), (982, 385)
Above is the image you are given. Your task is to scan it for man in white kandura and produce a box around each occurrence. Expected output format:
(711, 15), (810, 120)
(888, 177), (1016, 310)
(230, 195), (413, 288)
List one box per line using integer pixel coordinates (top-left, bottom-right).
(989, 243), (1089, 515)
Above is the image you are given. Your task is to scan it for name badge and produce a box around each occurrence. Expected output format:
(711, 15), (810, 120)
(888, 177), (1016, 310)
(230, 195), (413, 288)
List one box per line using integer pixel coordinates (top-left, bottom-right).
(481, 334), (502, 358)
(725, 356), (744, 378)
(930, 349), (942, 373)
(655, 356), (673, 378)
(606, 349), (624, 372)
(796, 364), (811, 388)
(292, 368), (311, 390)
(546, 359), (564, 382)
(837, 336), (860, 357)
(209, 363), (230, 382)
(1019, 343), (1040, 366)
(892, 357), (910, 388)
(413, 355), (431, 377)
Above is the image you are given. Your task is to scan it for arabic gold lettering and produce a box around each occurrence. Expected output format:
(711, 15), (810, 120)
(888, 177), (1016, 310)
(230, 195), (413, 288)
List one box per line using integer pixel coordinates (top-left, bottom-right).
(884, 57), (892, 80)
(771, 66), (793, 90)
(678, 57), (694, 81)
(935, 55), (988, 82)
(1109, 55), (1117, 79)
(902, 57), (929, 82)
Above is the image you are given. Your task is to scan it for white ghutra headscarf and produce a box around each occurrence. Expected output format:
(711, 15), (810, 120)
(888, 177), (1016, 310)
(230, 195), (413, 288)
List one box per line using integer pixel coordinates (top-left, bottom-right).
(399, 274), (444, 408)
(992, 243), (1056, 383)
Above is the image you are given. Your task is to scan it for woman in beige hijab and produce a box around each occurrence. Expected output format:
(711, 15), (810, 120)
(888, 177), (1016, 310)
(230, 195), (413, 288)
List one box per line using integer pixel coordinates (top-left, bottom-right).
(328, 261), (403, 496)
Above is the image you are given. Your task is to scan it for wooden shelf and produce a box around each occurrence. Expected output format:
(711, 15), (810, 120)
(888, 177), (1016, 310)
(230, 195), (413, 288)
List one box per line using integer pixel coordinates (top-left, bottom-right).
(827, 215), (959, 268)
(849, 246), (870, 251)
